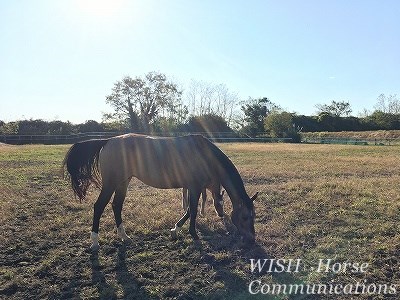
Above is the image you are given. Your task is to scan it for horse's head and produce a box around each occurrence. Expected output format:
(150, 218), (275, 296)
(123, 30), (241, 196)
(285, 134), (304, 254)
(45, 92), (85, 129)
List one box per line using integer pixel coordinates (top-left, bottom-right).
(231, 192), (258, 245)
(213, 190), (225, 218)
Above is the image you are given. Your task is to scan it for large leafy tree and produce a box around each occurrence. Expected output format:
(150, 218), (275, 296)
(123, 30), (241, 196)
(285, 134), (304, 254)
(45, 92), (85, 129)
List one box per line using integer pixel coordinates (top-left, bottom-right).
(183, 114), (233, 134)
(264, 111), (301, 142)
(240, 97), (280, 136)
(104, 72), (184, 131)
(315, 100), (352, 117)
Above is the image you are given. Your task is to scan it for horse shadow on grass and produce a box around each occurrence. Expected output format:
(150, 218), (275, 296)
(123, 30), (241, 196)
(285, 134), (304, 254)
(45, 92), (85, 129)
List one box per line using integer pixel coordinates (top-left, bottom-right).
(88, 222), (315, 300)
(90, 246), (155, 300)
(121, 228), (315, 299)
(90, 252), (118, 299)
(195, 221), (317, 300)
(115, 244), (157, 300)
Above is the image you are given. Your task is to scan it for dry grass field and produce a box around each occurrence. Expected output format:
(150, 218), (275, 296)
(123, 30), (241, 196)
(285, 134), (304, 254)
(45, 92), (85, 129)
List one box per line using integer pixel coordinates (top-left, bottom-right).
(1, 142), (400, 299)
(301, 130), (400, 145)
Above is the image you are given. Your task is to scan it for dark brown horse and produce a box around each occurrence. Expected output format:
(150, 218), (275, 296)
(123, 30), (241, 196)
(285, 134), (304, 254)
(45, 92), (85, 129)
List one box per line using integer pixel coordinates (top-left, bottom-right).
(63, 134), (257, 250)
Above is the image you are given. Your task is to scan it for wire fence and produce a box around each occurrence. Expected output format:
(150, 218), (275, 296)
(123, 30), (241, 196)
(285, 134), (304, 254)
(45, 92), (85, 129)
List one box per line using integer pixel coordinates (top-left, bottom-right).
(302, 136), (400, 146)
(0, 132), (293, 145)
(3, 132), (400, 146)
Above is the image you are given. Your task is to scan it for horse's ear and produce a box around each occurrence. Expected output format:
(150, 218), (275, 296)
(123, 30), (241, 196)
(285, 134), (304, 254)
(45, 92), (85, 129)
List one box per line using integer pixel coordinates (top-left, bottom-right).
(221, 190), (225, 197)
(250, 192), (259, 202)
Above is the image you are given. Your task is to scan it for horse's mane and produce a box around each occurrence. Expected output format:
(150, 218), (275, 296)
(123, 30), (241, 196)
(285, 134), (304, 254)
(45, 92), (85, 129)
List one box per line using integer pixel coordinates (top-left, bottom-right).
(202, 138), (252, 209)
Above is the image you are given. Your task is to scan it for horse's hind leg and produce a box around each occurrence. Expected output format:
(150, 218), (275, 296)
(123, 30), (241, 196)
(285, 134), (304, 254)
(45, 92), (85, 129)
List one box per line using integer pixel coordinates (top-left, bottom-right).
(91, 186), (115, 250)
(171, 188), (200, 240)
(199, 188), (207, 216)
(112, 179), (131, 243)
(182, 188), (188, 211)
(171, 206), (190, 240)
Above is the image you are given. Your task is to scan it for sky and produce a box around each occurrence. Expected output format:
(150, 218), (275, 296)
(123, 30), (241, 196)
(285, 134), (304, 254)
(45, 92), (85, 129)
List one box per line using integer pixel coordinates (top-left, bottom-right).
(0, 0), (399, 124)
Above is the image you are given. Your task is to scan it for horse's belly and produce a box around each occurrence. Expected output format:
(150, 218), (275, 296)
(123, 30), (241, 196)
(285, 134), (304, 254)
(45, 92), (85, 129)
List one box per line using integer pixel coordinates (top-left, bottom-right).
(138, 176), (181, 189)
(133, 167), (208, 189)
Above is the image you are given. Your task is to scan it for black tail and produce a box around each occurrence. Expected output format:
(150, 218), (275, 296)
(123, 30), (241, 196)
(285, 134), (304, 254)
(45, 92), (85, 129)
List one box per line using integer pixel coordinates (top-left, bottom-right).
(63, 139), (110, 201)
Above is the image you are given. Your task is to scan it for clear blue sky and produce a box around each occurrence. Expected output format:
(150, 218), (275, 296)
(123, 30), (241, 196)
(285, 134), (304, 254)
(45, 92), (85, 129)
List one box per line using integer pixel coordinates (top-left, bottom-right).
(1, 0), (399, 124)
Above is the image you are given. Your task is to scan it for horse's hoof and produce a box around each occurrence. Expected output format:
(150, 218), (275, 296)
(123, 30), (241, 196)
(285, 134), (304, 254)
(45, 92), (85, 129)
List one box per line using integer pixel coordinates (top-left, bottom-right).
(170, 229), (178, 240)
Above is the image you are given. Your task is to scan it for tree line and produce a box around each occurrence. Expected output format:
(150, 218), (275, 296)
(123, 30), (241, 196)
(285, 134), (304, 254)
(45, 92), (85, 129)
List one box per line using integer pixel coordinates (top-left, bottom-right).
(1, 72), (399, 141)
(0, 115), (233, 136)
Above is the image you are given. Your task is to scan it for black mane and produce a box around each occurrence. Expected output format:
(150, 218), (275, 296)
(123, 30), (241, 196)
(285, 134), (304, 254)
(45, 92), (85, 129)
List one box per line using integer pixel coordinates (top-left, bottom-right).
(204, 138), (252, 208)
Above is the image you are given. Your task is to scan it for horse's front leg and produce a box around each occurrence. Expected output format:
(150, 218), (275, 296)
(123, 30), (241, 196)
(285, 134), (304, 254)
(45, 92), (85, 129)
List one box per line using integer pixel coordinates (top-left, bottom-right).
(188, 189), (201, 240)
(112, 179), (131, 243)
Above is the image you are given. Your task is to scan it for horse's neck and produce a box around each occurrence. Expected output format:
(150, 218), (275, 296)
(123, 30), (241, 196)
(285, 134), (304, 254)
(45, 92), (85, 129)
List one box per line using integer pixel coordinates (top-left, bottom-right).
(221, 175), (247, 210)
(207, 140), (248, 209)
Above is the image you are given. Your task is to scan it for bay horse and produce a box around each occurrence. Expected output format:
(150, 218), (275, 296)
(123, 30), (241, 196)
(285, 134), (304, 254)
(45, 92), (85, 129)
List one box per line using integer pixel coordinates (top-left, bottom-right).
(63, 134), (257, 250)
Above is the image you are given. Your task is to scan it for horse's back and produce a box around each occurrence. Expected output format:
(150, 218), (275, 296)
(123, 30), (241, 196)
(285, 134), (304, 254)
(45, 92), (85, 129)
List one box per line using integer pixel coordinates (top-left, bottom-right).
(99, 134), (219, 189)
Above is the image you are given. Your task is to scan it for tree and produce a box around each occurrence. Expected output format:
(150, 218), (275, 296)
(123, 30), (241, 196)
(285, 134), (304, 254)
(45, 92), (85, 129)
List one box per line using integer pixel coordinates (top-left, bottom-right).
(240, 97), (280, 136)
(17, 119), (49, 135)
(48, 120), (74, 135)
(104, 72), (185, 132)
(184, 80), (238, 127)
(0, 121), (18, 134)
(374, 94), (400, 114)
(264, 111), (301, 142)
(363, 111), (400, 130)
(182, 114), (234, 135)
(315, 100), (352, 117)
(77, 120), (104, 133)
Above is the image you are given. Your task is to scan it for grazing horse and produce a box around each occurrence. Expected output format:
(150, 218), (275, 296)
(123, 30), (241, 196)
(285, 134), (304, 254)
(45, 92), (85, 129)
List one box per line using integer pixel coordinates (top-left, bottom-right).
(63, 134), (257, 250)
(182, 186), (225, 217)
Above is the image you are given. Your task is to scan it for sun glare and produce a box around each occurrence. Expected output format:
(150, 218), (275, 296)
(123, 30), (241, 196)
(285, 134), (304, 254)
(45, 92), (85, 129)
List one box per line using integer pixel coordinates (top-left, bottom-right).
(76, 0), (125, 19)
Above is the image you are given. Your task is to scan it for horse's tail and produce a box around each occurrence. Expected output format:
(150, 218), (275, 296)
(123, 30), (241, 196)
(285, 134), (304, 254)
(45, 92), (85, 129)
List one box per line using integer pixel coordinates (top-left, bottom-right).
(63, 139), (110, 201)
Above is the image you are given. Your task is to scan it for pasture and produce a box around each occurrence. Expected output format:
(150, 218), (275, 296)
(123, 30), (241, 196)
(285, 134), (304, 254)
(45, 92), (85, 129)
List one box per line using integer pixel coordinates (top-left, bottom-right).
(0, 142), (399, 299)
